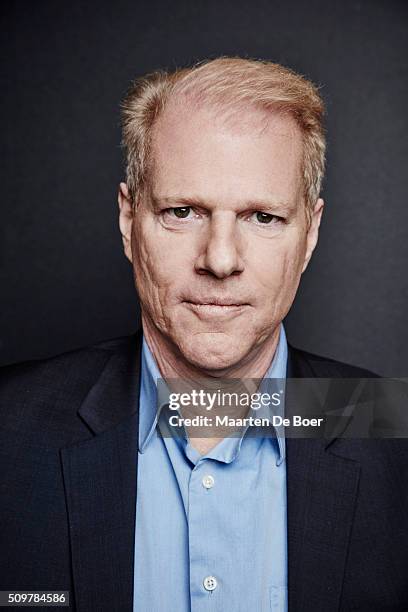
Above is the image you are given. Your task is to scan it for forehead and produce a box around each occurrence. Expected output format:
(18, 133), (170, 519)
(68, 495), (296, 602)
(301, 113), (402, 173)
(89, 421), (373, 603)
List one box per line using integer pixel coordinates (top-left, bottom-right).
(149, 101), (304, 206)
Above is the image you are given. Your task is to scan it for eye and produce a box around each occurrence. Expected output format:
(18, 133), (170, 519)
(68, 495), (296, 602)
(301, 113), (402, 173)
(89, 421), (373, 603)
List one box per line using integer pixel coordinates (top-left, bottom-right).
(171, 207), (192, 219)
(251, 211), (283, 225)
(161, 205), (202, 227)
(161, 206), (196, 224)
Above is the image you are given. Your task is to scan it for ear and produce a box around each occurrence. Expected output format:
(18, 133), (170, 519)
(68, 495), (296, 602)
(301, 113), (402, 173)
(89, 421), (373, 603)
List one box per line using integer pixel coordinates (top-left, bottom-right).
(302, 198), (324, 273)
(118, 182), (133, 263)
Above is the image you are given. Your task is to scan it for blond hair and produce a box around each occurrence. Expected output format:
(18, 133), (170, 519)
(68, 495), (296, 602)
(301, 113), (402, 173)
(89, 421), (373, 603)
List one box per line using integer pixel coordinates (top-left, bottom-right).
(121, 57), (326, 213)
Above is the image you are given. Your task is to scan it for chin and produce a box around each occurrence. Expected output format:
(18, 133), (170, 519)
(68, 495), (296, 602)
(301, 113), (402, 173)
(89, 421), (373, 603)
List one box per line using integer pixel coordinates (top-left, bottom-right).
(176, 331), (250, 373)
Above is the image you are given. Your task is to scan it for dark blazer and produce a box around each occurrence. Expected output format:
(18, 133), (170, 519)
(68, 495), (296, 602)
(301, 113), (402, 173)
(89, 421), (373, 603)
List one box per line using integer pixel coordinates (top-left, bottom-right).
(0, 330), (407, 611)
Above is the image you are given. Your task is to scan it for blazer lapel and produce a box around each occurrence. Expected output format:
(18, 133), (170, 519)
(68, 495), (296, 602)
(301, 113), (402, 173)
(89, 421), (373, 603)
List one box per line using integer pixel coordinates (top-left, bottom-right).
(61, 333), (142, 612)
(286, 345), (361, 612)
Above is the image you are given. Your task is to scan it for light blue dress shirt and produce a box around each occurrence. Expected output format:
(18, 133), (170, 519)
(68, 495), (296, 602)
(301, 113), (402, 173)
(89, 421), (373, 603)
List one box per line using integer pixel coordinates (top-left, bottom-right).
(134, 326), (288, 612)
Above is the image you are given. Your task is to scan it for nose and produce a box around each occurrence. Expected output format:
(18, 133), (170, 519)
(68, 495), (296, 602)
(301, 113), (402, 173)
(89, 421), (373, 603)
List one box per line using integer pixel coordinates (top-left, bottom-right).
(195, 212), (244, 279)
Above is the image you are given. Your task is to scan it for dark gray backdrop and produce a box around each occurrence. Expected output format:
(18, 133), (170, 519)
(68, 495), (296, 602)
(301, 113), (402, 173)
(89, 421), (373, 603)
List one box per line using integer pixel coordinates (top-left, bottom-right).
(1, 0), (407, 375)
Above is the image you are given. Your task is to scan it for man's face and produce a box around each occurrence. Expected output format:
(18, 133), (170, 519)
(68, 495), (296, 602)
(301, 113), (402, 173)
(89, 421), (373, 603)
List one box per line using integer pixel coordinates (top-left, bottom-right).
(120, 103), (323, 371)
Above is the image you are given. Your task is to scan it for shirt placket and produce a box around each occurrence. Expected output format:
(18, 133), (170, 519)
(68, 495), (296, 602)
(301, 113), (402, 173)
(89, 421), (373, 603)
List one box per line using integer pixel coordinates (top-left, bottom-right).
(188, 457), (221, 612)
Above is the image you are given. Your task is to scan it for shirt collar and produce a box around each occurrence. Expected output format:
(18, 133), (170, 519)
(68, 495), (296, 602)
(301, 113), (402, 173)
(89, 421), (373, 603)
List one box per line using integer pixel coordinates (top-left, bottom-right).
(138, 335), (163, 453)
(138, 325), (288, 464)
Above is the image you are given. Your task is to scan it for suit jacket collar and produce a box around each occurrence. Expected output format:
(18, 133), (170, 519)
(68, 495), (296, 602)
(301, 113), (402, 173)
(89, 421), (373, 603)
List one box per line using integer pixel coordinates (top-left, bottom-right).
(77, 329), (143, 435)
(61, 332), (360, 612)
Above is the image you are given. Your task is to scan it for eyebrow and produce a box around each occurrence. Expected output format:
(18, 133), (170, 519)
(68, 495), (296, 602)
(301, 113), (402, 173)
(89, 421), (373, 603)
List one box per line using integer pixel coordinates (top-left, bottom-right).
(150, 194), (296, 214)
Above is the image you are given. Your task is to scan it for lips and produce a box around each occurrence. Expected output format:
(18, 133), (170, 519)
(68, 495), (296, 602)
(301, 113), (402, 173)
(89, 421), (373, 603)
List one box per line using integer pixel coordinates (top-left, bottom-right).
(183, 297), (249, 307)
(182, 297), (250, 319)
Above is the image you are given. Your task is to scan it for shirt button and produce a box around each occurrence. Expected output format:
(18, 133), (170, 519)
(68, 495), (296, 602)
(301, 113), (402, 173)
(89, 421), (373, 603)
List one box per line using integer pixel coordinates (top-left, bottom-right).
(202, 475), (215, 489)
(203, 576), (217, 591)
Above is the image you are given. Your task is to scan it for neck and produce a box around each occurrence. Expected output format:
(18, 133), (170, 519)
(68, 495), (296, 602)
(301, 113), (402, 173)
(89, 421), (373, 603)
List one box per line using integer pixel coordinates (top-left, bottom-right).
(141, 314), (282, 456)
(141, 313), (281, 381)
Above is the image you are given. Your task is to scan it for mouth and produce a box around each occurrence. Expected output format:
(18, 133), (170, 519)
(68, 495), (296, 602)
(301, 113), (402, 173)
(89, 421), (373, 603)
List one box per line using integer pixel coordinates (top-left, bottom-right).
(182, 298), (250, 319)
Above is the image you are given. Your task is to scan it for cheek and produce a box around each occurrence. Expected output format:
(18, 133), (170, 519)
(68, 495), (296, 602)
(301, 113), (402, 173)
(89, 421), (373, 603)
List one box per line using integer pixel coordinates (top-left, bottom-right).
(131, 227), (166, 304)
(131, 219), (194, 310)
(250, 234), (306, 311)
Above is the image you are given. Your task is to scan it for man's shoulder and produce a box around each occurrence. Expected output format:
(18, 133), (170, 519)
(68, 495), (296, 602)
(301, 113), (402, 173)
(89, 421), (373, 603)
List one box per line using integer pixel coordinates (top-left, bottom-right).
(288, 344), (379, 378)
(0, 333), (136, 384)
(0, 332), (141, 439)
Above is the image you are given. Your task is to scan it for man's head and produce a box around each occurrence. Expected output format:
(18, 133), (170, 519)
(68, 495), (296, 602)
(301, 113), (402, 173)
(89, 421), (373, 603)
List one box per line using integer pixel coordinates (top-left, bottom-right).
(118, 57), (325, 373)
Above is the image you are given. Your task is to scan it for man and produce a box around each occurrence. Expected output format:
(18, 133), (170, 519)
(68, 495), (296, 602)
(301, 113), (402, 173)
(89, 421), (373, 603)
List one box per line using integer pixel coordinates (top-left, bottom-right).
(0, 57), (407, 611)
